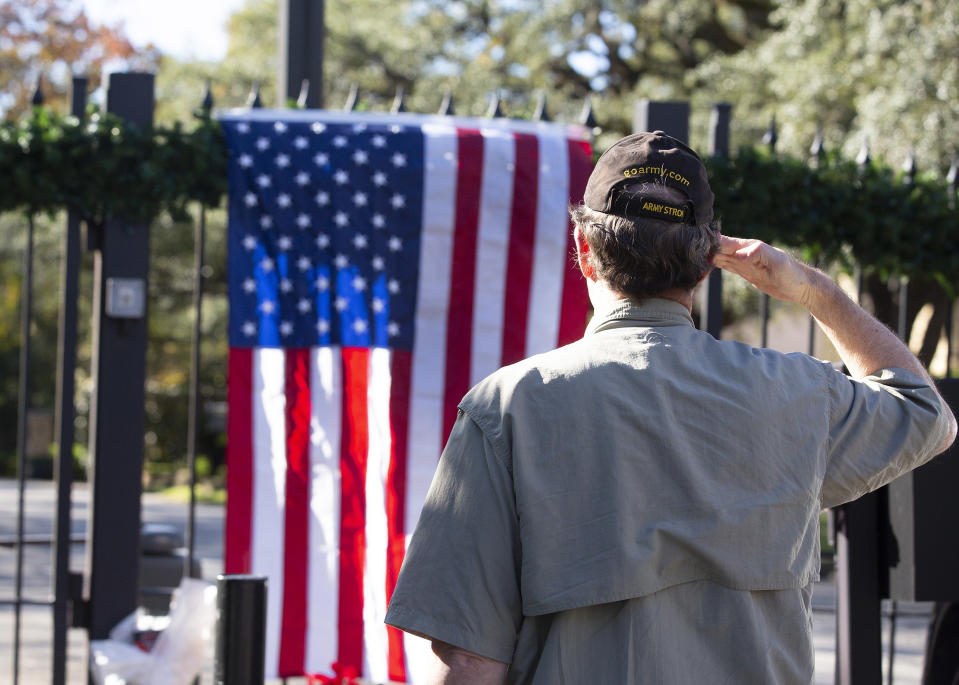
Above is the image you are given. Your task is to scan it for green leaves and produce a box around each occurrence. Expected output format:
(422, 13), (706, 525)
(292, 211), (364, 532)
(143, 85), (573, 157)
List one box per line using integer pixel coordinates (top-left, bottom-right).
(0, 107), (227, 227)
(706, 148), (959, 284)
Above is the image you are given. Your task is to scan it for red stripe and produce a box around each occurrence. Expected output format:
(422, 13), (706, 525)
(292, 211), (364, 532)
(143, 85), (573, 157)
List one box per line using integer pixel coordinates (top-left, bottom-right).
(279, 348), (310, 676)
(557, 139), (594, 345)
(442, 129), (484, 440)
(385, 350), (412, 682)
(501, 133), (540, 365)
(338, 348), (369, 671)
(225, 347), (253, 574)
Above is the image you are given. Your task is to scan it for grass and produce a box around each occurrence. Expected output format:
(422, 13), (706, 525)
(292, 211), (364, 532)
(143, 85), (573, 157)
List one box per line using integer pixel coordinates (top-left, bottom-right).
(159, 482), (227, 505)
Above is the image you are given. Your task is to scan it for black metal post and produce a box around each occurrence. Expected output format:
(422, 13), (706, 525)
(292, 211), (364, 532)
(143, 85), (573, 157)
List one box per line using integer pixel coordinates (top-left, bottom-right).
(702, 103), (730, 339)
(947, 154), (957, 378)
(84, 73), (154, 652)
(215, 575), (268, 685)
(50, 76), (87, 685)
(12, 212), (36, 685)
(278, 0), (324, 108)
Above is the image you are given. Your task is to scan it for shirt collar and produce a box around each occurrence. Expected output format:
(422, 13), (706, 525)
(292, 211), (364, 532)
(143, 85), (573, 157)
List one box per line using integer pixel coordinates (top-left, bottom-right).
(585, 297), (695, 335)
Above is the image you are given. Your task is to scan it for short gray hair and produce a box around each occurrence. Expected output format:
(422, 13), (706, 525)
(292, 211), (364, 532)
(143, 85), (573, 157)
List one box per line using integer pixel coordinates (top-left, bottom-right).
(570, 184), (719, 300)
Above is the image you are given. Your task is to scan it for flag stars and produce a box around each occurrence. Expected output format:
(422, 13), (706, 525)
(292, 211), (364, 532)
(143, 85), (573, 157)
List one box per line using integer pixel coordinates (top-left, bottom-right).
(244, 192), (258, 207)
(242, 235), (257, 251)
(260, 215), (273, 229)
(388, 236), (403, 251)
(334, 169), (349, 185)
(238, 154), (253, 168)
(333, 135), (348, 148)
(297, 256), (312, 271)
(256, 174), (272, 188)
(294, 136), (308, 149)
(274, 121), (288, 133)
(372, 134), (386, 148)
(390, 124), (404, 133)
(242, 278), (257, 293)
(372, 171), (387, 186)
(315, 190), (330, 206)
(275, 153), (291, 168)
(372, 297), (385, 313)
(280, 321), (294, 337)
(277, 236), (293, 251)
(260, 257), (275, 272)
(259, 299), (276, 314)
(390, 194), (405, 209)
(335, 296), (349, 311)
(316, 233), (330, 249)
(353, 150), (369, 165)
(372, 214), (386, 229)
(256, 137), (270, 151)
(352, 275), (367, 291)
(334, 254), (349, 269)
(295, 171), (310, 186)
(236, 122), (250, 134)
(296, 213), (311, 229)
(316, 318), (330, 335)
(242, 321), (257, 337)
(352, 319), (368, 334)
(297, 298), (312, 313)
(353, 191), (368, 207)
(315, 275), (330, 291)
(391, 152), (407, 167)
(388, 279), (400, 294)
(334, 211), (349, 227)
(277, 193), (292, 208)
(352, 123), (367, 133)
(280, 278), (293, 293)
(388, 321), (400, 337)
(314, 152), (329, 166)
(371, 255), (385, 271)
(311, 122), (327, 134)
(353, 233), (368, 249)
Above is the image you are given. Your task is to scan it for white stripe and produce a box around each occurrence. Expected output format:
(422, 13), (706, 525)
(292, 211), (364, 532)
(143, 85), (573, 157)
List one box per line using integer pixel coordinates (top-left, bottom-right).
(525, 134), (571, 356)
(470, 129), (515, 385)
(404, 123), (458, 684)
(251, 348), (287, 679)
(305, 346), (342, 674)
(363, 348), (392, 682)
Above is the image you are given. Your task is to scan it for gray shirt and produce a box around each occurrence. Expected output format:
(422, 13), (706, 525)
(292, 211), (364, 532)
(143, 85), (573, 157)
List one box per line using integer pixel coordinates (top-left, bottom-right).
(385, 298), (950, 684)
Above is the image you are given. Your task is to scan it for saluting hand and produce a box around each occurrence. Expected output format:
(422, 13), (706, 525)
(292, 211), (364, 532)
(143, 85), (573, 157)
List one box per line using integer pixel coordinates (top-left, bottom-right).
(712, 235), (814, 308)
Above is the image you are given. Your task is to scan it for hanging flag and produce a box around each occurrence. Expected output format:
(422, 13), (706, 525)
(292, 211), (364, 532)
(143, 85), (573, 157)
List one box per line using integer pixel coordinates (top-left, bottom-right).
(221, 109), (592, 683)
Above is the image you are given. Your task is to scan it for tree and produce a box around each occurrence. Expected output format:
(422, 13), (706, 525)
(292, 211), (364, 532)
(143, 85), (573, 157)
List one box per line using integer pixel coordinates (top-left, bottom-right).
(0, 0), (159, 118)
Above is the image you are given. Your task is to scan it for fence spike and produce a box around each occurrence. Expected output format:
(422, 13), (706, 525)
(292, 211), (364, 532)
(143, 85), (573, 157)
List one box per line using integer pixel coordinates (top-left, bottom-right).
(762, 115), (777, 152)
(201, 80), (214, 113)
(809, 124), (825, 162)
(438, 89), (454, 116)
(246, 82), (263, 109)
(580, 95), (599, 133)
(343, 84), (358, 112)
(31, 77), (44, 106)
(902, 145), (917, 183)
(532, 92), (551, 122)
(856, 137), (871, 168)
(391, 86), (407, 114)
(486, 92), (504, 118)
(296, 79), (310, 109)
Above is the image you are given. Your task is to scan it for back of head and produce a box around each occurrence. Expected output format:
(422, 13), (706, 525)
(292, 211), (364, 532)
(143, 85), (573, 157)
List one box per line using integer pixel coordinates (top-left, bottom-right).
(572, 131), (720, 300)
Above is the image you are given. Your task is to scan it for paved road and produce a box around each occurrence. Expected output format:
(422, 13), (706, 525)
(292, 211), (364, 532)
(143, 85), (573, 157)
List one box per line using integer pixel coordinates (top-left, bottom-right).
(0, 479), (935, 684)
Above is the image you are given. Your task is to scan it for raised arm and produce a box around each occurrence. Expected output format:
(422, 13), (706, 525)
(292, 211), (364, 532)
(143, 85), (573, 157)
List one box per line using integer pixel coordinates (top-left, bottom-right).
(713, 235), (957, 451)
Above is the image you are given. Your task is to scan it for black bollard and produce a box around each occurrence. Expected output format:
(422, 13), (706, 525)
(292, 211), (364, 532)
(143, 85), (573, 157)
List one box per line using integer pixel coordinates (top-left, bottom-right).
(215, 574), (268, 685)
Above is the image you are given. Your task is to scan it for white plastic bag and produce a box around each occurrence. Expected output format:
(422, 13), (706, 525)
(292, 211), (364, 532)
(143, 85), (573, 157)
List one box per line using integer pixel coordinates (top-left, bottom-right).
(89, 578), (217, 685)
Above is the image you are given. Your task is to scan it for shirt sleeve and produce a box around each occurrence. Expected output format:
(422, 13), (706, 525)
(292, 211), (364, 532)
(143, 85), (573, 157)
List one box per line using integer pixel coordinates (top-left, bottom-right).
(822, 366), (951, 509)
(385, 409), (522, 663)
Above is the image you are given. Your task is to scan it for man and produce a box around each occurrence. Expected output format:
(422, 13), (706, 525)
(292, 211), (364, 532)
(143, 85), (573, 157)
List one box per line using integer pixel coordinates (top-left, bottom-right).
(385, 131), (957, 683)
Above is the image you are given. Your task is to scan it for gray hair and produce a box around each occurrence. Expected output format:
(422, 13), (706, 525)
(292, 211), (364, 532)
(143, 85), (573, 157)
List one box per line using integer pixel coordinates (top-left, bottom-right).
(570, 184), (719, 300)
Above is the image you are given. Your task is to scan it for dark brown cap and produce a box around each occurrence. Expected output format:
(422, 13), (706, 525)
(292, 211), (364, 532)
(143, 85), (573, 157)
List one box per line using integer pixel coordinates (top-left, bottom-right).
(583, 131), (714, 225)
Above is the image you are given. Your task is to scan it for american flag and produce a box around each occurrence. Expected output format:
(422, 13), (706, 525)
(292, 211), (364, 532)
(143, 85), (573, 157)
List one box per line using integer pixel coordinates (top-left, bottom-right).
(220, 109), (592, 683)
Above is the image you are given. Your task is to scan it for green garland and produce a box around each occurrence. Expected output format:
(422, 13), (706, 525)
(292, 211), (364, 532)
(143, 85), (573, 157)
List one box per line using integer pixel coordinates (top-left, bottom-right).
(0, 107), (227, 227)
(2, 108), (958, 285)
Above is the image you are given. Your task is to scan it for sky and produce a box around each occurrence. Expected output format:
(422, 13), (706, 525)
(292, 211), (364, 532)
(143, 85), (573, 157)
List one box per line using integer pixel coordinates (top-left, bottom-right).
(80, 0), (249, 61)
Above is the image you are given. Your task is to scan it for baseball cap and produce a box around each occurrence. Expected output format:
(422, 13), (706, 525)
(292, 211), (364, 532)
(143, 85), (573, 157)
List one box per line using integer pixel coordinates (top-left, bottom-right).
(583, 131), (714, 225)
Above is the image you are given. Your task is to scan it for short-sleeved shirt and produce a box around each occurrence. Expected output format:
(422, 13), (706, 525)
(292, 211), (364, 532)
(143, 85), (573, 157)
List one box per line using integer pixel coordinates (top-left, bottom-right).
(385, 298), (950, 684)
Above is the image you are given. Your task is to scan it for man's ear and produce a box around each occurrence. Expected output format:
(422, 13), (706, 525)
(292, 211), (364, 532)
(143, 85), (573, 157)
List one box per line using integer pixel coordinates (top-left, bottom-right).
(573, 225), (596, 281)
